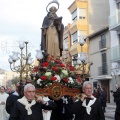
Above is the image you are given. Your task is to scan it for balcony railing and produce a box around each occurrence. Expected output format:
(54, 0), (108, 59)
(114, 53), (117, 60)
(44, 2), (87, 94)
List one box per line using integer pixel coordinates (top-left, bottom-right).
(98, 66), (108, 76)
(111, 45), (120, 62)
(109, 9), (120, 30)
(109, 10), (120, 30)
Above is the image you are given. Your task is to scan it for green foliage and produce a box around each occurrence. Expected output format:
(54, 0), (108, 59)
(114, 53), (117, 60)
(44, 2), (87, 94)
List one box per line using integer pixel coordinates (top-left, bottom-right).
(11, 76), (20, 85)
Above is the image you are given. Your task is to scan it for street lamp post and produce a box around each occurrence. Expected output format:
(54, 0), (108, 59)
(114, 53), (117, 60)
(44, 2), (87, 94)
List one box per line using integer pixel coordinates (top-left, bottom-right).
(77, 37), (93, 81)
(8, 41), (33, 80)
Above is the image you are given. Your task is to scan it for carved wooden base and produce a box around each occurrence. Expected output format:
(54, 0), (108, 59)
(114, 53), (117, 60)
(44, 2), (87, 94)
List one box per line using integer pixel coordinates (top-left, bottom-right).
(35, 82), (81, 100)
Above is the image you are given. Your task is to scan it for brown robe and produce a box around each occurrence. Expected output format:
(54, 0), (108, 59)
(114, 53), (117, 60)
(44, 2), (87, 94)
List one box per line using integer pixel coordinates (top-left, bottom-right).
(41, 12), (64, 58)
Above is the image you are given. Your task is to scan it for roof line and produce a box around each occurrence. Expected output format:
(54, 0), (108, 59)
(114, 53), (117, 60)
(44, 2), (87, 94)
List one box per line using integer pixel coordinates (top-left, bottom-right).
(86, 26), (109, 39)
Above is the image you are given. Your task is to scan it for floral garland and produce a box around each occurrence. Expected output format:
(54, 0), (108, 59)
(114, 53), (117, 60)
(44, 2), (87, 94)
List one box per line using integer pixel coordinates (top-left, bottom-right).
(32, 56), (82, 88)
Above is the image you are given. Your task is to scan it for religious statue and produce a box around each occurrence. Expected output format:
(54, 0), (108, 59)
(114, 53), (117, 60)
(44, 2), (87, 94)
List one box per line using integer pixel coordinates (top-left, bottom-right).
(41, 0), (64, 59)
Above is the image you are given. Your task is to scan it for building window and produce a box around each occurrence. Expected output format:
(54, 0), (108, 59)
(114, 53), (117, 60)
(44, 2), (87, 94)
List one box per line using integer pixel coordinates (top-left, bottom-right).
(99, 34), (106, 49)
(79, 9), (86, 19)
(72, 9), (77, 22)
(101, 52), (107, 75)
(63, 37), (68, 50)
(72, 31), (78, 43)
(93, 82), (97, 88)
(117, 2), (120, 10)
(72, 54), (78, 67)
(98, 52), (107, 75)
(64, 37), (68, 43)
(118, 34), (120, 45)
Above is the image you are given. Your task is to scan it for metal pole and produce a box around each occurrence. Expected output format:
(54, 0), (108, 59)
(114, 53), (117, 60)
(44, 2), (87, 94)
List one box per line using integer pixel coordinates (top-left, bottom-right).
(20, 48), (23, 80)
(25, 42), (28, 80)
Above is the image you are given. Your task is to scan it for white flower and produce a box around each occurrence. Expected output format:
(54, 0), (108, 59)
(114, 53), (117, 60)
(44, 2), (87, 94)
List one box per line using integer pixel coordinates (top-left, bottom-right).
(37, 78), (42, 84)
(68, 77), (74, 84)
(62, 70), (68, 76)
(54, 75), (61, 82)
(45, 72), (51, 76)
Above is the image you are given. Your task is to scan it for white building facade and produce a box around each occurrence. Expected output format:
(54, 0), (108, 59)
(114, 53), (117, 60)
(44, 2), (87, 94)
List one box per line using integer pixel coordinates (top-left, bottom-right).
(109, 0), (120, 87)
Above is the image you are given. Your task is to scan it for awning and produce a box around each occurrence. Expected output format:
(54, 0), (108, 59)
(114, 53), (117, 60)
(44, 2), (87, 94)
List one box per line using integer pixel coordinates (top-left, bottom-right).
(94, 75), (112, 80)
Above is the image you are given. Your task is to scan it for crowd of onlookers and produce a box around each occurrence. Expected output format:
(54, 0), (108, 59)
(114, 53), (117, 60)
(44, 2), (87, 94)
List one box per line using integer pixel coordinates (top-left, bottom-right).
(92, 84), (120, 120)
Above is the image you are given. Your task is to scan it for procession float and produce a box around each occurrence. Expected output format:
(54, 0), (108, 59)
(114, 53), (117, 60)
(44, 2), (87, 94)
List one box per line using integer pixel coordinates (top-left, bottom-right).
(30, 0), (92, 100)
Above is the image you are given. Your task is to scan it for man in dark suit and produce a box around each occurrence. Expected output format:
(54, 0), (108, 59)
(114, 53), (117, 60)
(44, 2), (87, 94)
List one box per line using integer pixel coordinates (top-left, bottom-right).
(50, 96), (73, 120)
(112, 84), (120, 120)
(10, 84), (56, 120)
(67, 81), (105, 120)
(6, 82), (23, 120)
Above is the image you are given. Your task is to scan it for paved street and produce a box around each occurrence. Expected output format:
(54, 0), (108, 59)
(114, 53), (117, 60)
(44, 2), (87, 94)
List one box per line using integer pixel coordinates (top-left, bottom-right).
(105, 103), (116, 120)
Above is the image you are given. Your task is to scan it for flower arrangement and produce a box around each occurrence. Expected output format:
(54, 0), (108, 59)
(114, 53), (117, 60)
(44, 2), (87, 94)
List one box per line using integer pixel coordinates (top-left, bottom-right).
(32, 56), (82, 88)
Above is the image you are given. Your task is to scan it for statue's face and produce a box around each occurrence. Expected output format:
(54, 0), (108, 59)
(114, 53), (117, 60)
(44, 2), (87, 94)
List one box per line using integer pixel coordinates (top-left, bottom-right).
(49, 6), (57, 19)
(49, 6), (57, 14)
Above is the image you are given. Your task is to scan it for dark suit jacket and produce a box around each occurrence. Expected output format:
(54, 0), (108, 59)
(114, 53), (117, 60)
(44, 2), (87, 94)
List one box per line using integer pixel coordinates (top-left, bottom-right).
(6, 94), (20, 114)
(113, 88), (120, 103)
(10, 100), (56, 120)
(68, 99), (105, 120)
(50, 97), (73, 120)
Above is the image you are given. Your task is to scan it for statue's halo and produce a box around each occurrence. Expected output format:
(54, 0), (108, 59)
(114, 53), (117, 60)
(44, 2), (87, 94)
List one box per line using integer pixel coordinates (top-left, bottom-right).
(46, 0), (59, 12)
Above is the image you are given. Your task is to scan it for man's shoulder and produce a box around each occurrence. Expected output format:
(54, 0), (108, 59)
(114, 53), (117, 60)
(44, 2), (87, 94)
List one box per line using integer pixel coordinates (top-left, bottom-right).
(7, 94), (20, 101)
(16, 100), (41, 106)
(9, 94), (19, 98)
(117, 88), (120, 92)
(94, 98), (103, 107)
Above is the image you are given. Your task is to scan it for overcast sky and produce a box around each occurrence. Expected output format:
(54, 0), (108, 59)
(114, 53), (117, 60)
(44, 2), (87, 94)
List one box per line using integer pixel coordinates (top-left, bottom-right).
(0, 0), (74, 71)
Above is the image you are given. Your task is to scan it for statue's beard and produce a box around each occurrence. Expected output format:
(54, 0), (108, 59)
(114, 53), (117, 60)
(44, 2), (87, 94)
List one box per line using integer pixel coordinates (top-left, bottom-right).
(49, 13), (56, 19)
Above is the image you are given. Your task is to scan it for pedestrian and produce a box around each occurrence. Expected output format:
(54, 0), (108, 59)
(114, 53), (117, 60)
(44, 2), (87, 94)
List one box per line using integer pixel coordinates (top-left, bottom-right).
(0, 86), (9, 120)
(6, 82), (24, 120)
(100, 88), (107, 112)
(93, 87), (99, 98)
(97, 85), (101, 99)
(67, 81), (105, 120)
(112, 84), (120, 120)
(10, 83), (56, 120)
(50, 95), (73, 120)
(6, 86), (12, 95)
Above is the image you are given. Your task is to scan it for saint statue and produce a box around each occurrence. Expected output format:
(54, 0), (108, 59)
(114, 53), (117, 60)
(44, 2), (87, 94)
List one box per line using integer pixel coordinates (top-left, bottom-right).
(41, 0), (64, 59)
